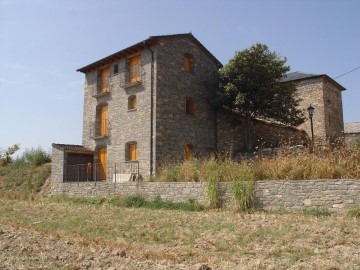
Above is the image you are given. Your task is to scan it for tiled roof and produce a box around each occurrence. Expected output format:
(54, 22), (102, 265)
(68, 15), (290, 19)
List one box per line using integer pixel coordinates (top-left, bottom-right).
(52, 143), (94, 152)
(281, 72), (323, 82)
(77, 33), (222, 73)
(281, 72), (346, 91)
(344, 122), (360, 134)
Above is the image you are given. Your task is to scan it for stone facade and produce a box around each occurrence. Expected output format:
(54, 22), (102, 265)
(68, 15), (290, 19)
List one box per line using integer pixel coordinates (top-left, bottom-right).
(293, 75), (345, 142)
(155, 37), (219, 165)
(217, 109), (308, 155)
(52, 35), (346, 184)
(78, 34), (221, 179)
(51, 179), (360, 212)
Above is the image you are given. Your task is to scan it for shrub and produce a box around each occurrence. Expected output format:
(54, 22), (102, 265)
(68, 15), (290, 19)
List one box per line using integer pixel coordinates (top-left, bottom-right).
(24, 147), (51, 166)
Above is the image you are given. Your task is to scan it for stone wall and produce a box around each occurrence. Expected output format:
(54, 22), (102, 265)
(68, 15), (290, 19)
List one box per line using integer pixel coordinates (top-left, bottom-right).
(155, 36), (219, 166)
(51, 179), (360, 212)
(217, 110), (308, 155)
(295, 77), (344, 142)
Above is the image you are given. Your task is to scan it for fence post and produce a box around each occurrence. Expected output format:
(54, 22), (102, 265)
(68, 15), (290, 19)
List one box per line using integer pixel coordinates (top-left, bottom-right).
(114, 162), (117, 186)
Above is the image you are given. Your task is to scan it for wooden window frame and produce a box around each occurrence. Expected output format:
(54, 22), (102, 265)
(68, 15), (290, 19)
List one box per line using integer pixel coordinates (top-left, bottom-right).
(184, 54), (192, 72)
(98, 66), (110, 93)
(184, 144), (194, 160)
(129, 54), (141, 83)
(128, 95), (137, 111)
(113, 64), (119, 75)
(126, 142), (138, 161)
(185, 97), (195, 116)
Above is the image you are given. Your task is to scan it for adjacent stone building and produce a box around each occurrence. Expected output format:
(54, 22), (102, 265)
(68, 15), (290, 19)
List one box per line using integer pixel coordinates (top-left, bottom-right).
(52, 33), (346, 184)
(344, 122), (360, 147)
(282, 72), (345, 142)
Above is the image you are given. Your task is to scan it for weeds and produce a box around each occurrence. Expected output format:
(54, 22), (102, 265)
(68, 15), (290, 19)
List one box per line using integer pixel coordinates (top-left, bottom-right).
(52, 194), (205, 212)
(232, 179), (254, 212)
(347, 206), (360, 218)
(302, 207), (332, 217)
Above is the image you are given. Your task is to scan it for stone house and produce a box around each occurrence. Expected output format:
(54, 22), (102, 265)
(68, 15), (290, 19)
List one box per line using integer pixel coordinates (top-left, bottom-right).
(51, 33), (345, 183)
(344, 122), (360, 147)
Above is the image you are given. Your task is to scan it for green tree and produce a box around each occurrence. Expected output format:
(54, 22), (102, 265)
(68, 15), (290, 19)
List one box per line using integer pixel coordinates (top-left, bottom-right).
(214, 43), (305, 150)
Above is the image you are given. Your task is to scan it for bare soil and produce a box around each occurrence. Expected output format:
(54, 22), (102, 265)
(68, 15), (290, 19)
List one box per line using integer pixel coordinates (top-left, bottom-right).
(0, 198), (359, 270)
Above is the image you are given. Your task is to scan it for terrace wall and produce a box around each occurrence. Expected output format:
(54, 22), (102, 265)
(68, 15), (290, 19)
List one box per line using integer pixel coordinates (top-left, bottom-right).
(51, 179), (360, 212)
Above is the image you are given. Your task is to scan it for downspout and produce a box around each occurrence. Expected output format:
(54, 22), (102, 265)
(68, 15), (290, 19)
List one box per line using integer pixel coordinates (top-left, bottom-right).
(144, 41), (154, 176)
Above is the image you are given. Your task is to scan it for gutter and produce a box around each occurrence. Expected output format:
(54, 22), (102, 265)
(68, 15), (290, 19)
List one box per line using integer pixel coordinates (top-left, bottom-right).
(144, 41), (155, 176)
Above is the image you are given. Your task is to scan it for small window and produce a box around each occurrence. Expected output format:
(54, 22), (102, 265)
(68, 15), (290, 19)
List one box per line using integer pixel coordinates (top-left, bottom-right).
(126, 142), (138, 161)
(184, 54), (192, 72)
(113, 64), (119, 74)
(128, 95), (137, 110)
(185, 97), (195, 115)
(184, 144), (193, 160)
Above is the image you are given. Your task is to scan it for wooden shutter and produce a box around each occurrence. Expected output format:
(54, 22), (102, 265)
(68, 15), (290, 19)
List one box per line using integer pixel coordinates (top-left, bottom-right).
(184, 144), (193, 160)
(100, 105), (108, 136)
(131, 96), (136, 109)
(129, 143), (138, 161)
(184, 55), (191, 72)
(98, 147), (107, 180)
(100, 67), (110, 92)
(129, 55), (141, 83)
(186, 98), (195, 115)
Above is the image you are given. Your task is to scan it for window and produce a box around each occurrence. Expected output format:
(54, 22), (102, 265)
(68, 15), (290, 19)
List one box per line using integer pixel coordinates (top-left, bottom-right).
(185, 97), (195, 115)
(184, 144), (193, 160)
(126, 142), (138, 161)
(113, 64), (119, 74)
(97, 104), (108, 137)
(98, 67), (110, 93)
(129, 55), (141, 83)
(128, 95), (136, 110)
(184, 54), (192, 72)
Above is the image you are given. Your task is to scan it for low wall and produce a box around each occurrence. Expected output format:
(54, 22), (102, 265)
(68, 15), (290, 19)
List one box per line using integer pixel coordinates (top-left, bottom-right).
(51, 179), (360, 212)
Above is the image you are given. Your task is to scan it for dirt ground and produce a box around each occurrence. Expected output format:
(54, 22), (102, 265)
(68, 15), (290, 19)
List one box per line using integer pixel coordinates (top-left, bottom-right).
(0, 198), (359, 270)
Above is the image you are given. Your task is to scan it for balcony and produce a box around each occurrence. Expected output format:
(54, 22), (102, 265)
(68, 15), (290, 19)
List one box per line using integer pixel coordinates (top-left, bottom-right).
(120, 64), (144, 89)
(91, 119), (111, 140)
(93, 77), (110, 97)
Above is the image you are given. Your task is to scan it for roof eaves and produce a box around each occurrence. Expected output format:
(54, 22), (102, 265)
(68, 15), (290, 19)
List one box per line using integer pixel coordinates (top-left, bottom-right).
(77, 33), (222, 73)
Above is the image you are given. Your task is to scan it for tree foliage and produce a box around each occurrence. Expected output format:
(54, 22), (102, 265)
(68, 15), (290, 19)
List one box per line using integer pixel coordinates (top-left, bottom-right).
(0, 144), (20, 166)
(214, 43), (305, 126)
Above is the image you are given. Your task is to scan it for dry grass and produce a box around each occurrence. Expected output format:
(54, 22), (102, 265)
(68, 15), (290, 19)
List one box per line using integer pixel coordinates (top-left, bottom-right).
(155, 146), (360, 182)
(0, 197), (359, 269)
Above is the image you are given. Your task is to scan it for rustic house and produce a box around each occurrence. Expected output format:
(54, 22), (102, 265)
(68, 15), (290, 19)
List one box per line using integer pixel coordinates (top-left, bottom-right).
(51, 33), (345, 185)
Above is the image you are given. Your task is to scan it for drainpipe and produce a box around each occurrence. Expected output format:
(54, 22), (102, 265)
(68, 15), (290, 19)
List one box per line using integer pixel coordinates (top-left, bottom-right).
(144, 41), (155, 176)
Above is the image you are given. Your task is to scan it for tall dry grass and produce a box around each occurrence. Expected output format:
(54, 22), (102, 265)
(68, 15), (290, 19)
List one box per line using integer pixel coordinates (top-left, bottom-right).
(155, 145), (360, 182)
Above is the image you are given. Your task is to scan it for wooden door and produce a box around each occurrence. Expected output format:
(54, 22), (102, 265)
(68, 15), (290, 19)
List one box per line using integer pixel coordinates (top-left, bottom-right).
(100, 67), (110, 92)
(98, 148), (107, 180)
(184, 144), (193, 160)
(129, 143), (138, 161)
(100, 105), (108, 136)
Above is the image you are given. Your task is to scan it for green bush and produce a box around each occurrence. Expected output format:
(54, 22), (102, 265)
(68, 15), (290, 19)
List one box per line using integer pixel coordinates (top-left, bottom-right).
(24, 147), (51, 166)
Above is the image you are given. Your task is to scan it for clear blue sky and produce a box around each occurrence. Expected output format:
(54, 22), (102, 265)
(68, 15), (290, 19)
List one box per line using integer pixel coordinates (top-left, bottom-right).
(1, 0), (359, 154)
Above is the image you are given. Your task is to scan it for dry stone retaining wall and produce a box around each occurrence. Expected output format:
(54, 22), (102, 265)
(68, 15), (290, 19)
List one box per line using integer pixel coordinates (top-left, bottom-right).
(51, 179), (360, 212)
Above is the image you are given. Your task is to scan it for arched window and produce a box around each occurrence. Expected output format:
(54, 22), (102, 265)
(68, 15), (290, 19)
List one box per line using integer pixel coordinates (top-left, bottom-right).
(126, 141), (138, 161)
(184, 144), (194, 160)
(184, 54), (192, 72)
(128, 95), (137, 110)
(185, 97), (195, 115)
